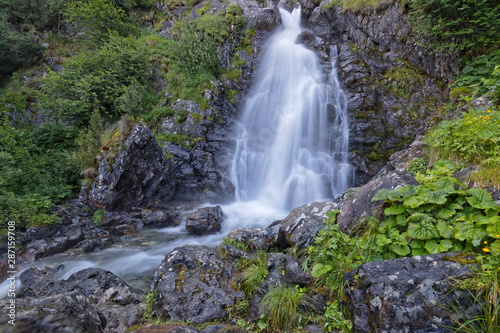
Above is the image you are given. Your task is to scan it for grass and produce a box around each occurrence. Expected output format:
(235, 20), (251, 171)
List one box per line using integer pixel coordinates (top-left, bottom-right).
(239, 253), (268, 296)
(262, 285), (306, 331)
(322, 0), (392, 13)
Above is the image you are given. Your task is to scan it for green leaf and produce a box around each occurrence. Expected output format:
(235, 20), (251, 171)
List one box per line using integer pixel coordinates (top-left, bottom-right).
(454, 221), (485, 246)
(448, 203), (464, 211)
(427, 190), (448, 205)
(407, 220), (439, 241)
(410, 239), (424, 248)
(436, 221), (454, 238)
(326, 209), (340, 220)
(437, 207), (456, 220)
(466, 188), (500, 211)
(389, 244), (411, 256)
(404, 195), (428, 208)
(372, 189), (402, 202)
(490, 240), (500, 254)
(486, 217), (500, 238)
(402, 186), (419, 198)
(311, 263), (332, 277)
(438, 239), (453, 252)
(434, 177), (458, 194)
(412, 247), (429, 256)
(384, 203), (406, 215)
(425, 240), (439, 254)
(376, 234), (392, 247)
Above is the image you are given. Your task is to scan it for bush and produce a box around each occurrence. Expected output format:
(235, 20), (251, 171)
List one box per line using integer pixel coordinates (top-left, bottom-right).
(409, 0), (500, 56)
(38, 35), (151, 126)
(262, 285), (307, 331)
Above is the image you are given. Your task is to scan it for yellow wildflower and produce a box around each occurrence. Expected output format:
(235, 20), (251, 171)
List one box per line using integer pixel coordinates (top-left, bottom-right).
(484, 241), (488, 244)
(483, 248), (490, 252)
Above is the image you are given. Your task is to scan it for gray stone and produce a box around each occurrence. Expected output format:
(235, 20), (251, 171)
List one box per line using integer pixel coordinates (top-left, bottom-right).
(151, 245), (244, 323)
(345, 252), (477, 333)
(227, 220), (281, 251)
(186, 205), (224, 235)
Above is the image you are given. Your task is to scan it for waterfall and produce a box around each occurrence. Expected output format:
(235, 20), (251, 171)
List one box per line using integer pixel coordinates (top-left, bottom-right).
(231, 7), (351, 211)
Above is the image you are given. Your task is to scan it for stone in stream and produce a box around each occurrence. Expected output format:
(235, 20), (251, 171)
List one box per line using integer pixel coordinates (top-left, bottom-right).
(226, 220), (281, 251)
(185, 205), (224, 235)
(151, 244), (244, 324)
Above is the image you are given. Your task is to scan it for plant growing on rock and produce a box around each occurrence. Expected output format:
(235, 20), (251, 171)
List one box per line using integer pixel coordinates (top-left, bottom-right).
(262, 285), (308, 332)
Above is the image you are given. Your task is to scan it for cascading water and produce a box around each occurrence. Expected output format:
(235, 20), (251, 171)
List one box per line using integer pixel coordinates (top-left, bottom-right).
(231, 7), (351, 210)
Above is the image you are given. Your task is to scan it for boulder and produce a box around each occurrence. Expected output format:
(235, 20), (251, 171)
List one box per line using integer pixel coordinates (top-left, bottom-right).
(82, 124), (176, 211)
(345, 252), (477, 333)
(18, 267), (145, 333)
(226, 220), (281, 251)
(151, 245), (244, 323)
(142, 210), (181, 228)
(278, 201), (338, 252)
(185, 206), (224, 235)
(337, 171), (418, 234)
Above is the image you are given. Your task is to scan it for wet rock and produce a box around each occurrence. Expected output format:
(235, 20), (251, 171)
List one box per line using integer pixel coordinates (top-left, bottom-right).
(0, 291), (105, 333)
(151, 245), (244, 323)
(217, 243), (256, 267)
(226, 220), (281, 251)
(185, 205), (224, 235)
(82, 124), (176, 211)
(20, 266), (60, 298)
(337, 171), (418, 234)
(101, 211), (142, 228)
(17, 227), (85, 263)
(345, 252), (476, 332)
(246, 271), (285, 322)
(278, 201), (338, 252)
(142, 210), (181, 228)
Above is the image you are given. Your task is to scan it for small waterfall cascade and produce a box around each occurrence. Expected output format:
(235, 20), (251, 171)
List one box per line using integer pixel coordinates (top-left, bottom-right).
(231, 6), (351, 210)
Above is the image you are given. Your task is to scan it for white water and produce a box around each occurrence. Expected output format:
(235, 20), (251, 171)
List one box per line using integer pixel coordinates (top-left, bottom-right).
(0, 6), (351, 298)
(231, 7), (351, 211)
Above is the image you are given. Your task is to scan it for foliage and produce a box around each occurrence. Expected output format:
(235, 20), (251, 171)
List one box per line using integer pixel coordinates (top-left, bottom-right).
(482, 65), (500, 106)
(0, 0), (66, 29)
(239, 253), (268, 296)
(370, 163), (500, 259)
(221, 237), (250, 252)
(324, 300), (353, 332)
(154, 132), (204, 150)
(307, 210), (373, 295)
(261, 285), (307, 331)
(74, 110), (105, 180)
(0, 18), (45, 75)
(451, 50), (500, 97)
(409, 0), (500, 56)
(38, 35), (151, 126)
(92, 209), (105, 225)
(407, 157), (428, 175)
(425, 107), (500, 165)
(63, 0), (137, 42)
(322, 0), (388, 13)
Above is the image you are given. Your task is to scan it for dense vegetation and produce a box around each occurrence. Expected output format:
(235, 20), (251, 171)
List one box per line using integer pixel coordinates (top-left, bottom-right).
(0, 0), (248, 231)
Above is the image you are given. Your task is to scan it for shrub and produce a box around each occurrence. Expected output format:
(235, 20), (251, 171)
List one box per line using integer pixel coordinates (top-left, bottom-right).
(262, 285), (307, 331)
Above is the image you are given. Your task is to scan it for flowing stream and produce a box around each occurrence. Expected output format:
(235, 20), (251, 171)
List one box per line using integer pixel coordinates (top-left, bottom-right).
(0, 6), (350, 298)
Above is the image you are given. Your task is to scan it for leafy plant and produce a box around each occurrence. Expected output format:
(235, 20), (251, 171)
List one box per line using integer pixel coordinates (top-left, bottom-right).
(324, 300), (353, 332)
(92, 209), (105, 225)
(370, 164), (500, 259)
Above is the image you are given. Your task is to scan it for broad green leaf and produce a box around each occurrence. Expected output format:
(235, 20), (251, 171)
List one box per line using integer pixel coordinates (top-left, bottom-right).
(402, 186), (418, 199)
(372, 189), (402, 202)
(434, 177), (458, 194)
(454, 221), (485, 246)
(404, 195), (428, 208)
(390, 244), (411, 256)
(427, 190), (448, 205)
(410, 239), (424, 248)
(425, 240), (439, 254)
(466, 188), (500, 211)
(448, 203), (464, 211)
(384, 203), (406, 216)
(311, 263), (332, 277)
(438, 239), (453, 252)
(378, 217), (397, 233)
(490, 240), (500, 254)
(408, 221), (439, 241)
(412, 247), (429, 256)
(437, 207), (456, 220)
(326, 209), (340, 220)
(486, 217), (500, 238)
(450, 242), (463, 252)
(376, 234), (392, 247)
(436, 221), (454, 238)
(396, 215), (407, 226)
(412, 203), (435, 213)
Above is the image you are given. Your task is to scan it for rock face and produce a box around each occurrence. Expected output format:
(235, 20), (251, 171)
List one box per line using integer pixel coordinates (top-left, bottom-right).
(345, 252), (476, 333)
(227, 220), (281, 251)
(82, 124), (176, 211)
(0, 267), (145, 333)
(151, 245), (244, 323)
(337, 170), (418, 233)
(185, 205), (224, 235)
(278, 201), (338, 252)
